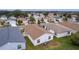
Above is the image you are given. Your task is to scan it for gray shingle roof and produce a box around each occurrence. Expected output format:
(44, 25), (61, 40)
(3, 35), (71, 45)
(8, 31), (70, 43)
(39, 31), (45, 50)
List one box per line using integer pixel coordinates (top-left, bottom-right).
(0, 27), (25, 46)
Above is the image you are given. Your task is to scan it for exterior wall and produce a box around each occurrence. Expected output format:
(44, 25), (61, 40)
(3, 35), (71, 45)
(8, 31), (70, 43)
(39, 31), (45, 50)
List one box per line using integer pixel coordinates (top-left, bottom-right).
(0, 42), (26, 50)
(44, 19), (49, 23)
(58, 18), (63, 22)
(24, 33), (53, 46)
(56, 31), (71, 38)
(34, 33), (53, 46)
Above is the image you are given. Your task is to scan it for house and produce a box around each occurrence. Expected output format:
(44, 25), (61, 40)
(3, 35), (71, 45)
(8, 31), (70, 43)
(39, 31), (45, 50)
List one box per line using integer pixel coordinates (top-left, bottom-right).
(8, 16), (16, 20)
(23, 20), (29, 25)
(59, 22), (79, 33)
(28, 13), (32, 17)
(43, 13), (54, 23)
(40, 23), (71, 38)
(33, 15), (40, 24)
(0, 27), (26, 50)
(6, 20), (17, 27)
(17, 17), (27, 21)
(23, 24), (54, 46)
(67, 15), (78, 24)
(0, 15), (7, 21)
(43, 17), (49, 23)
(52, 16), (63, 23)
(40, 13), (45, 19)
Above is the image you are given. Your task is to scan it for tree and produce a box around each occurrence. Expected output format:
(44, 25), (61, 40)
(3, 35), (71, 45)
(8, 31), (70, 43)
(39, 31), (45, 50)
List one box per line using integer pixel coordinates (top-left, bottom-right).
(43, 12), (49, 17)
(29, 16), (35, 24)
(63, 13), (71, 21)
(17, 20), (23, 25)
(12, 10), (22, 17)
(70, 32), (79, 46)
(0, 21), (5, 25)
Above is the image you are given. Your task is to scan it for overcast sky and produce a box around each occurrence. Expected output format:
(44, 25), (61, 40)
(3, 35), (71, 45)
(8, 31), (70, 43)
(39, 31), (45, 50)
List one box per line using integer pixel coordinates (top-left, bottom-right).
(0, 9), (79, 11)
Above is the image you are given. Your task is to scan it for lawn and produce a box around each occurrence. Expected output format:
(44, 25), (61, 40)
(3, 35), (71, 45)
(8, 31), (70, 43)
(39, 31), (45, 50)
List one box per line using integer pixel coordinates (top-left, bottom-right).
(25, 36), (79, 50)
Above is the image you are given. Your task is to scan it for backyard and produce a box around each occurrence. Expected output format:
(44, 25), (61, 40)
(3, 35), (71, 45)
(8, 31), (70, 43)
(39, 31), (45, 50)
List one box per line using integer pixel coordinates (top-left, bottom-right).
(25, 35), (79, 50)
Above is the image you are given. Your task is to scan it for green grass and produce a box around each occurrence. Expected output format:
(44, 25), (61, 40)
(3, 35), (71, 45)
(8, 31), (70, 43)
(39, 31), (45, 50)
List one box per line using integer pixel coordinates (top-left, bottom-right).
(52, 36), (79, 50)
(25, 36), (79, 50)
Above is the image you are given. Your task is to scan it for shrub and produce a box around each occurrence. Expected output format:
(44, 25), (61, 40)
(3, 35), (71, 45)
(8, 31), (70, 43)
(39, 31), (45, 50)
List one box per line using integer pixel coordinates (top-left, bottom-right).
(71, 32), (79, 46)
(17, 44), (22, 49)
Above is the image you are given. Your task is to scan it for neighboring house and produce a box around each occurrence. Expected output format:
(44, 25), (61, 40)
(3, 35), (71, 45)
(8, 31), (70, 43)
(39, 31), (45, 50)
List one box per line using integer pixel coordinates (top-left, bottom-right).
(24, 24), (54, 46)
(28, 13), (32, 17)
(0, 27), (26, 50)
(0, 15), (7, 21)
(59, 22), (79, 33)
(40, 23), (71, 38)
(6, 20), (17, 27)
(67, 15), (77, 24)
(17, 17), (26, 21)
(43, 13), (54, 23)
(33, 15), (40, 24)
(43, 17), (49, 23)
(8, 16), (16, 20)
(23, 20), (29, 25)
(40, 13), (45, 19)
(52, 16), (63, 23)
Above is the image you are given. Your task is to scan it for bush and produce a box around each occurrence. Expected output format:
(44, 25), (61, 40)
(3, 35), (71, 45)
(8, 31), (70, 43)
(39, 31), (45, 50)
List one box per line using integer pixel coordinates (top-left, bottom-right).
(71, 32), (79, 46)
(17, 20), (23, 25)
(17, 44), (22, 49)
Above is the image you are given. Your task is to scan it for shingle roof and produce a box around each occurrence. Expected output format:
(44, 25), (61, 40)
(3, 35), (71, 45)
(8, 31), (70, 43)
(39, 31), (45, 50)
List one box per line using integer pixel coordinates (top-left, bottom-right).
(60, 22), (79, 31)
(24, 24), (51, 40)
(0, 27), (25, 46)
(8, 27), (25, 42)
(40, 23), (71, 34)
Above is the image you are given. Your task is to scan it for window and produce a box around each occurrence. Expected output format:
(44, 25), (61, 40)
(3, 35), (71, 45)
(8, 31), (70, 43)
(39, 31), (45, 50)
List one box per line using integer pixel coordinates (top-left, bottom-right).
(37, 39), (40, 43)
(56, 19), (59, 22)
(48, 36), (51, 39)
(67, 31), (70, 34)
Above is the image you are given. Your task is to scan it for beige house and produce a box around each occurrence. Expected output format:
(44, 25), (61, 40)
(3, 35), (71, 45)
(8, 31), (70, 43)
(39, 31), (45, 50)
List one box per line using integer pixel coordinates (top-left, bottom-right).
(59, 22), (79, 33)
(40, 23), (71, 38)
(23, 24), (54, 46)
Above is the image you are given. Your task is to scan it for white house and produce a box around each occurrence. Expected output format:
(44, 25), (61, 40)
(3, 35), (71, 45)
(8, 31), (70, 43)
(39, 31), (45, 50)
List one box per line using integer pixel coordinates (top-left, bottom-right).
(6, 20), (17, 27)
(28, 13), (32, 17)
(67, 15), (77, 24)
(43, 18), (49, 23)
(0, 15), (7, 21)
(33, 15), (40, 24)
(40, 23), (71, 38)
(40, 13), (45, 19)
(8, 16), (16, 20)
(24, 24), (54, 46)
(52, 16), (63, 23)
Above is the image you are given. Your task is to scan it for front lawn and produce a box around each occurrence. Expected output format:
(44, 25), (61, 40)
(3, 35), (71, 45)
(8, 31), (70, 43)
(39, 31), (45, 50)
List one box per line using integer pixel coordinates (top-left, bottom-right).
(25, 36), (79, 50)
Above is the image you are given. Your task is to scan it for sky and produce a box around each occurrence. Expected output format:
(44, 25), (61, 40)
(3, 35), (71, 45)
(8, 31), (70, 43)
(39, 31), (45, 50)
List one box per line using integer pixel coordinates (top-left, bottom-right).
(1, 9), (79, 11)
